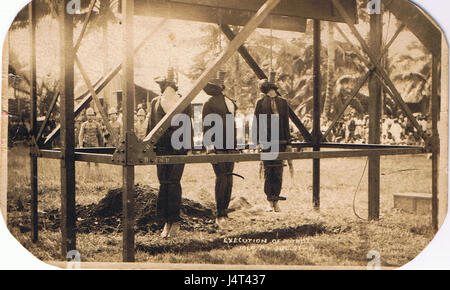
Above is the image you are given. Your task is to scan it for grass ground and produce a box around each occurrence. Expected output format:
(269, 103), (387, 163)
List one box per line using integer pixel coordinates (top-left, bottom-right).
(6, 144), (435, 267)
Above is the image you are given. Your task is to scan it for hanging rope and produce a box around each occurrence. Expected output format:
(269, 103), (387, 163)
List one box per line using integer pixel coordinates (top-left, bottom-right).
(352, 157), (385, 221)
(215, 6), (223, 58)
(218, 12), (222, 56)
(165, 1), (178, 71)
(384, 11), (392, 48)
(270, 15), (274, 72)
(352, 157), (369, 221)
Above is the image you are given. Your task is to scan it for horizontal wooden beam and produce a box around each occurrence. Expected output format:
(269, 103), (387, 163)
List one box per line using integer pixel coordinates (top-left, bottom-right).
(156, 148), (425, 164)
(39, 147), (425, 165)
(135, 0), (357, 24)
(319, 143), (424, 150)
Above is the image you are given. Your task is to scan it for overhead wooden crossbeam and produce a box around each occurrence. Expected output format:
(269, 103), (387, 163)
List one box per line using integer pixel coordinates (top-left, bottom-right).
(384, 0), (441, 57)
(143, 0), (283, 146)
(134, 0), (357, 27)
(219, 24), (313, 143)
(135, 0), (306, 32)
(332, 0), (426, 142)
(43, 19), (167, 146)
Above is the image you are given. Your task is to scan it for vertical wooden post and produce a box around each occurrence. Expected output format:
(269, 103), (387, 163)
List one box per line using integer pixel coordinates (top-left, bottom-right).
(60, 0), (76, 258)
(122, 0), (135, 262)
(312, 19), (321, 209)
(29, 1), (39, 243)
(431, 54), (440, 232)
(368, 8), (382, 220)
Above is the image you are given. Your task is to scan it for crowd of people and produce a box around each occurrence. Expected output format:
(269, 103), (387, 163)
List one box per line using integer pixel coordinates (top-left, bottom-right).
(75, 103), (149, 148)
(298, 111), (430, 146)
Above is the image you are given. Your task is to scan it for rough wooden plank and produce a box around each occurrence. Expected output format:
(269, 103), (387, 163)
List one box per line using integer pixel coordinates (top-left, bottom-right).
(394, 193), (432, 215)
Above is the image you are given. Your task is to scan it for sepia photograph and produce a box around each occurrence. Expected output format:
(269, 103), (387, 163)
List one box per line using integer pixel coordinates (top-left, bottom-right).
(0, 0), (448, 271)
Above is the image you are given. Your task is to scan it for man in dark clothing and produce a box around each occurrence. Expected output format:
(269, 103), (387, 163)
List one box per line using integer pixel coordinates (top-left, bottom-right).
(254, 78), (290, 212)
(147, 69), (191, 238)
(202, 72), (238, 228)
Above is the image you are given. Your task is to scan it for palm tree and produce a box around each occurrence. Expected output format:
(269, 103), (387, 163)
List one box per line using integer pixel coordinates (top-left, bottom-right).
(9, 0), (121, 115)
(323, 21), (336, 119)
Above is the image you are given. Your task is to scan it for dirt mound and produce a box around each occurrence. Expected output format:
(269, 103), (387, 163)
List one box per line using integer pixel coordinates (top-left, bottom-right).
(90, 184), (215, 233)
(11, 185), (216, 234)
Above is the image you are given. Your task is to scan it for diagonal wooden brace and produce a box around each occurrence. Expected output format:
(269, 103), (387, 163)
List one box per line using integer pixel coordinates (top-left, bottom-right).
(332, 0), (426, 141)
(74, 0), (97, 53)
(321, 68), (373, 141)
(143, 0), (282, 147)
(220, 24), (313, 143)
(322, 23), (404, 141)
(75, 55), (119, 145)
(220, 24), (267, 79)
(43, 19), (167, 146)
(36, 91), (59, 144)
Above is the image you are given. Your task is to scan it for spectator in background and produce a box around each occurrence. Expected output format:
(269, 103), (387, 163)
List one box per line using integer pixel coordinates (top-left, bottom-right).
(135, 108), (148, 140)
(390, 119), (403, 144)
(105, 107), (122, 147)
(79, 108), (102, 168)
(407, 132), (416, 145)
(418, 114), (428, 134)
(355, 115), (364, 141)
(381, 134), (388, 145)
(387, 131), (395, 145)
(346, 118), (357, 143)
(363, 115), (369, 143)
(333, 121), (346, 143)
(303, 114), (312, 132)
